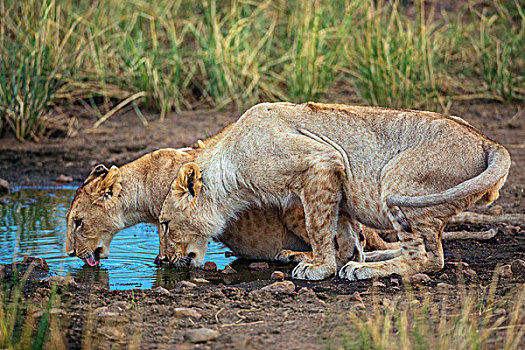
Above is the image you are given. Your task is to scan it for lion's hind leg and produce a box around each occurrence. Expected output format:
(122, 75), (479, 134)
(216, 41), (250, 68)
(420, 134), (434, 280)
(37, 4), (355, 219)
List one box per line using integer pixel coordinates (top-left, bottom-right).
(339, 206), (448, 281)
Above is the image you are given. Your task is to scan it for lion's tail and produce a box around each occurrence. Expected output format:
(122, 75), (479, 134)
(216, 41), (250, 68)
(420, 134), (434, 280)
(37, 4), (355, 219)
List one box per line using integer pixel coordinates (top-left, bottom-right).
(386, 143), (511, 208)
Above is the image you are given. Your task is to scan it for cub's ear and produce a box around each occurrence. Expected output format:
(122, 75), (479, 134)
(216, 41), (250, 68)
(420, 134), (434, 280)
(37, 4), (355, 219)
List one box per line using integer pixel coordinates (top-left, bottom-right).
(192, 139), (206, 149)
(172, 162), (203, 201)
(92, 166), (122, 208)
(85, 164), (109, 184)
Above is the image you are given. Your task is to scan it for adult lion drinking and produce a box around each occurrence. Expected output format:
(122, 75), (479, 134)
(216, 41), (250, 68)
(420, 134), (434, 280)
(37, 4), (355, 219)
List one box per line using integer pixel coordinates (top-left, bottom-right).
(158, 102), (510, 281)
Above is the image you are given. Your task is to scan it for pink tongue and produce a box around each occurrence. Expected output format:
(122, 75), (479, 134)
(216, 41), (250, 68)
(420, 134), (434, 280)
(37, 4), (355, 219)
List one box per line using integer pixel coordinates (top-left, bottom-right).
(85, 257), (99, 267)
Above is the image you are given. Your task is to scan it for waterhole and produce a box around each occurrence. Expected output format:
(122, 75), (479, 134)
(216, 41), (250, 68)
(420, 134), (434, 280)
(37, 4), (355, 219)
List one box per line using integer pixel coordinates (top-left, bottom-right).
(0, 187), (247, 290)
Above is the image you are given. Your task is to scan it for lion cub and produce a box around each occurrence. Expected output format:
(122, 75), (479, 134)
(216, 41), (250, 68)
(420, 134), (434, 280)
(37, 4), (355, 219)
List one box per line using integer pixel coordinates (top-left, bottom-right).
(158, 102), (510, 281)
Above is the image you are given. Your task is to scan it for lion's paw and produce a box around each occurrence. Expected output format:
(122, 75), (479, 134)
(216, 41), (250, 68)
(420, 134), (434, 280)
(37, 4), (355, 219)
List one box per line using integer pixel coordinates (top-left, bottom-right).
(338, 261), (376, 281)
(292, 261), (336, 280)
(275, 250), (312, 264)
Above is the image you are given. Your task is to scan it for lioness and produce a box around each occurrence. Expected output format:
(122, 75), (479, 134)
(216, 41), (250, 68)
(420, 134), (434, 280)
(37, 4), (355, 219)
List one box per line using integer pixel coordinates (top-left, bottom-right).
(65, 125), (369, 266)
(158, 102), (510, 281)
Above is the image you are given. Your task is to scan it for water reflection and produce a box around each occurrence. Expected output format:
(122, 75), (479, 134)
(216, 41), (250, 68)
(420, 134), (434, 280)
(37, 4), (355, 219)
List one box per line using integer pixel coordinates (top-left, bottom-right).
(0, 188), (236, 290)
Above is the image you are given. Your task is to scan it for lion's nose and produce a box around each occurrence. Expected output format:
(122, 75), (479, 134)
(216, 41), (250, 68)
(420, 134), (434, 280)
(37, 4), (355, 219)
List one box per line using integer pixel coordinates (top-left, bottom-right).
(67, 248), (76, 257)
(154, 255), (169, 265)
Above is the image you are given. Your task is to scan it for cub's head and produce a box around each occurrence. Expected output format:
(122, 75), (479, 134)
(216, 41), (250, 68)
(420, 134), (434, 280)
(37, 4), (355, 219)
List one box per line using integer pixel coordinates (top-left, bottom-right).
(66, 164), (123, 266)
(157, 162), (209, 268)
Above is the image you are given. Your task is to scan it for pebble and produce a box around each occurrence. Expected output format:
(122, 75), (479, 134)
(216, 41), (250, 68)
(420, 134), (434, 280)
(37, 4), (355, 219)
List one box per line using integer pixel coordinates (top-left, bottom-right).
(154, 286), (170, 295)
(270, 271), (285, 280)
(499, 265), (513, 279)
(249, 262), (269, 271)
(204, 261), (217, 271)
(183, 328), (219, 343)
(22, 256), (49, 272)
(410, 273), (431, 284)
(42, 275), (77, 287)
(175, 281), (197, 290)
(221, 265), (237, 275)
(0, 178), (9, 194)
(260, 281), (295, 293)
(436, 282), (453, 290)
(349, 291), (363, 303)
(94, 307), (118, 318)
(174, 308), (202, 320)
(510, 259), (525, 277)
(372, 281), (386, 288)
(191, 278), (210, 284)
(55, 174), (73, 183)
(32, 308), (64, 318)
(463, 268), (477, 278)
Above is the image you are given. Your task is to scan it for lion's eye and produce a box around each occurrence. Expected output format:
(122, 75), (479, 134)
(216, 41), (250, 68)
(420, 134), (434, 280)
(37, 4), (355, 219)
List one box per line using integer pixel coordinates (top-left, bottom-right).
(160, 221), (169, 233)
(73, 218), (83, 229)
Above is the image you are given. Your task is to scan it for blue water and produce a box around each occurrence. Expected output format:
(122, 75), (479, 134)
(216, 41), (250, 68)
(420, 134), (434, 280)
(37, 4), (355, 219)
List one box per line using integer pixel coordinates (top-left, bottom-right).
(0, 187), (236, 290)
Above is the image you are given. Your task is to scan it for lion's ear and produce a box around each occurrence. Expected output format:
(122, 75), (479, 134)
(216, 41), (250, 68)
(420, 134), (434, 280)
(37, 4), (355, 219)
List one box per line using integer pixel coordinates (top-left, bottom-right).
(85, 164), (109, 184)
(172, 162), (203, 201)
(92, 166), (122, 208)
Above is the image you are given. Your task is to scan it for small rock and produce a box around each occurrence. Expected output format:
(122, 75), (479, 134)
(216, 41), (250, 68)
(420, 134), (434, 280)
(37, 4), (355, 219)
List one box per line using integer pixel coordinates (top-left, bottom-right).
(260, 281), (295, 293)
(0, 178), (9, 195)
(154, 286), (170, 295)
(94, 307), (118, 318)
(410, 273), (431, 284)
(502, 225), (520, 235)
(372, 281), (386, 288)
(191, 278), (210, 284)
(493, 308), (506, 316)
(270, 271), (285, 280)
(174, 308), (202, 320)
(436, 282), (453, 290)
(22, 256), (50, 272)
(510, 259), (525, 277)
(221, 265), (237, 275)
(32, 308), (64, 318)
(464, 268), (477, 278)
(55, 174), (73, 183)
(204, 261), (217, 271)
(349, 291), (363, 303)
(439, 273), (449, 280)
(175, 281), (197, 290)
(487, 205), (503, 215)
(249, 262), (269, 271)
(499, 264), (513, 279)
(183, 328), (219, 343)
(42, 275), (76, 287)
(411, 300), (421, 306)
(390, 278), (400, 287)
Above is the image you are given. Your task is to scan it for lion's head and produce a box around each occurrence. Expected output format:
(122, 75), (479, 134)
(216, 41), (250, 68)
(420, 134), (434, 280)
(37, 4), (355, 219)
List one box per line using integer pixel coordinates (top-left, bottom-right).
(157, 162), (209, 268)
(66, 164), (123, 266)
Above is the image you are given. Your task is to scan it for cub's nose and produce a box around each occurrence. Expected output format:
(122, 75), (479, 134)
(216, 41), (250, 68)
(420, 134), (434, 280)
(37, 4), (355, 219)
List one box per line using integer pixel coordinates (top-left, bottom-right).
(67, 249), (76, 257)
(154, 255), (169, 265)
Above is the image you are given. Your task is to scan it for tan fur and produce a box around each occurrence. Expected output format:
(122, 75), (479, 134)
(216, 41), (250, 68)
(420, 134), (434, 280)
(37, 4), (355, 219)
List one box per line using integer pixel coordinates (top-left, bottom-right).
(66, 128), (367, 266)
(159, 102), (511, 280)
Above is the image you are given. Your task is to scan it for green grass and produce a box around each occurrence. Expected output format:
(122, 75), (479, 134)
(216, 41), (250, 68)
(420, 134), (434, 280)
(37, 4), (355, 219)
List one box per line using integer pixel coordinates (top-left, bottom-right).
(0, 266), (63, 349)
(0, 0), (524, 139)
(338, 281), (525, 350)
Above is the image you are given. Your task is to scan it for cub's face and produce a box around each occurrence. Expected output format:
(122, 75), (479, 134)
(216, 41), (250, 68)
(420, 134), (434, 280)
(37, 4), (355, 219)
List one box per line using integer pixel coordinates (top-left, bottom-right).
(66, 165), (123, 266)
(156, 162), (208, 268)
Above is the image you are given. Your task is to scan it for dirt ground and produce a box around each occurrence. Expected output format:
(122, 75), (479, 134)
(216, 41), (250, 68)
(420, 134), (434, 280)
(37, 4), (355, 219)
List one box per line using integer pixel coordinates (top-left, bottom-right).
(1, 100), (524, 349)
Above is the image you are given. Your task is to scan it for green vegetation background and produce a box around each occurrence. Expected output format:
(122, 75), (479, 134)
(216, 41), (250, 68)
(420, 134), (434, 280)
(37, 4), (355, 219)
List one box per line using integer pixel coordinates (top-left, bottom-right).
(0, 0), (523, 138)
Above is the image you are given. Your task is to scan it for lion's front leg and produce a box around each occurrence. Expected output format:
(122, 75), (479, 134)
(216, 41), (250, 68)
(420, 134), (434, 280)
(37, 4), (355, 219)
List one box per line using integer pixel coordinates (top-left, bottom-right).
(290, 156), (344, 281)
